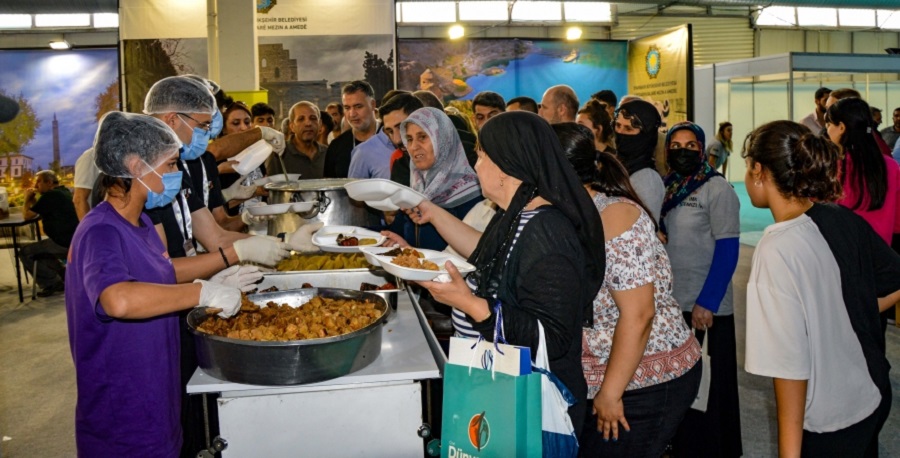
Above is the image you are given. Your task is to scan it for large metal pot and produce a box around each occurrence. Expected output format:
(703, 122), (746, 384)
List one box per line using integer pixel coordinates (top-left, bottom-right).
(265, 178), (378, 236)
(188, 288), (390, 386)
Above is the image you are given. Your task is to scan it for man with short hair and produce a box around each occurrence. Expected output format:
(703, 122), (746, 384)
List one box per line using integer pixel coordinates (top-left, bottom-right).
(539, 85), (579, 124)
(325, 102), (344, 142)
(325, 81), (378, 178)
(265, 101), (328, 178)
(22, 170), (77, 297)
(800, 87), (831, 132)
(506, 96), (538, 113)
(251, 102), (276, 128)
(880, 107), (900, 149)
(348, 91), (407, 180)
(471, 91), (506, 130)
(591, 89), (617, 118)
(871, 106), (883, 129)
(413, 90), (444, 110)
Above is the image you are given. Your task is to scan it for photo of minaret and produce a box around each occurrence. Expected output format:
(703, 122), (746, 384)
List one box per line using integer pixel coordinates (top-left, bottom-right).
(51, 112), (60, 170)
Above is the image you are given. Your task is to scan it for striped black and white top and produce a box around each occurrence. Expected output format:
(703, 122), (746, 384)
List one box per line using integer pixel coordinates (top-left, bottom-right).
(452, 210), (541, 339)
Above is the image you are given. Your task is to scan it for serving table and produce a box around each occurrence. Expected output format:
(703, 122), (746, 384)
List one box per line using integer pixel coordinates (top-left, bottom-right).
(187, 289), (446, 456)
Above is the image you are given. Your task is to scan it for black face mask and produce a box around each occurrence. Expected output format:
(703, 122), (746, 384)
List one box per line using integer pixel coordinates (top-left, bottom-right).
(667, 148), (703, 176)
(615, 132), (657, 175)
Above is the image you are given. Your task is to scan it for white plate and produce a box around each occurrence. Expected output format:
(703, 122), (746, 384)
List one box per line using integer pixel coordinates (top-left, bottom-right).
(291, 201), (318, 213)
(233, 140), (274, 175)
(363, 248), (475, 281)
(247, 202), (294, 216)
(343, 179), (428, 211)
(359, 246), (447, 267)
(312, 225), (386, 253)
(253, 174), (301, 186)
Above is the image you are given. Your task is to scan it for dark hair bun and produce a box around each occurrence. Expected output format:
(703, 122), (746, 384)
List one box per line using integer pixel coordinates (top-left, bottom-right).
(791, 133), (842, 201)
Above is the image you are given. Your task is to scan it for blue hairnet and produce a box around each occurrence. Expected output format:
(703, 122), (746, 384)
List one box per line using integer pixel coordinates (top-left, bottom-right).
(143, 76), (216, 116)
(93, 112), (181, 178)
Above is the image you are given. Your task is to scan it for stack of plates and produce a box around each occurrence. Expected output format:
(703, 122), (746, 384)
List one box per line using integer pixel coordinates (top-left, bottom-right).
(343, 179), (427, 211)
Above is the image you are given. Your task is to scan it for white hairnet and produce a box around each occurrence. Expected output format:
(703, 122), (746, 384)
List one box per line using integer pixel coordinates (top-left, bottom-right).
(143, 76), (217, 116)
(183, 74), (220, 95)
(93, 111), (181, 178)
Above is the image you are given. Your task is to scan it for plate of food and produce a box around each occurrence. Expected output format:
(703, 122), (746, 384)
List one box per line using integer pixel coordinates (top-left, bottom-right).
(246, 202), (294, 216)
(311, 225), (386, 253)
(359, 246), (446, 267)
(369, 247), (476, 281)
(343, 179), (427, 211)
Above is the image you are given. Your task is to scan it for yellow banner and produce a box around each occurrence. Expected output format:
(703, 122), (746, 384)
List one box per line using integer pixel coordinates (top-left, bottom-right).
(627, 25), (693, 130)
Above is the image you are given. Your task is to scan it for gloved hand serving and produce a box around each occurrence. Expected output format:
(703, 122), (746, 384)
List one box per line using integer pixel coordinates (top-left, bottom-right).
(232, 235), (291, 266)
(286, 221), (325, 253)
(194, 279), (242, 318)
(240, 209), (274, 226)
(258, 126), (286, 155)
(209, 265), (264, 292)
(222, 179), (258, 202)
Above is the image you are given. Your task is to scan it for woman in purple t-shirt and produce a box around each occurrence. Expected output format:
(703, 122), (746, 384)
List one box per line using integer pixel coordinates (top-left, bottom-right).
(65, 112), (253, 457)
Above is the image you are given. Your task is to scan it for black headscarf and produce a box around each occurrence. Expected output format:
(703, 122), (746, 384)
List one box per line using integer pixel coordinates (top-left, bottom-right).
(614, 99), (661, 176)
(469, 111), (605, 321)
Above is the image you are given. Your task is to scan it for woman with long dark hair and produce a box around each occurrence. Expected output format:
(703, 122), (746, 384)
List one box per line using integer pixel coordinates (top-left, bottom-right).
(744, 120), (898, 457)
(577, 99), (616, 156)
(825, 97), (900, 245)
(553, 123), (701, 457)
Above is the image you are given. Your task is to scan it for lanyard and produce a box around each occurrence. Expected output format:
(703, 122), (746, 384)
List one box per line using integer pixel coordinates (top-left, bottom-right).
(171, 191), (194, 252)
(181, 159), (210, 208)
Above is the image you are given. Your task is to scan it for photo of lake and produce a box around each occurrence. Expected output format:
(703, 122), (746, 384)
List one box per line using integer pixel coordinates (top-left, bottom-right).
(397, 39), (628, 105)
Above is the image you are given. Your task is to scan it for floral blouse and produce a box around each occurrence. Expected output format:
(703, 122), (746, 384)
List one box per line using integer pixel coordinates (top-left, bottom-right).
(582, 193), (700, 397)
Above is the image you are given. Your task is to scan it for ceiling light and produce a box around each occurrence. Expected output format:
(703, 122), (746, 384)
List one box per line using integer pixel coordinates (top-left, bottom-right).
(0, 14), (32, 29)
(566, 26), (583, 40)
(449, 24), (465, 40)
(49, 40), (71, 50)
(35, 14), (90, 28)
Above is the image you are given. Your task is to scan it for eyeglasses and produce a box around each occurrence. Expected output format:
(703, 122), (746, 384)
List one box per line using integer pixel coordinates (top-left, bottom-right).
(616, 108), (643, 131)
(177, 113), (212, 131)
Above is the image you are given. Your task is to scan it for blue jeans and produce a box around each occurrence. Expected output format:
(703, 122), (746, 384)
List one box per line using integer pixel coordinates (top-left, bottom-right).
(579, 361), (701, 458)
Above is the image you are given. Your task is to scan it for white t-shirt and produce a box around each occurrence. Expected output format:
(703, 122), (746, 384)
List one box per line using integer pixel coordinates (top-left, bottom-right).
(74, 147), (100, 190)
(745, 214), (881, 433)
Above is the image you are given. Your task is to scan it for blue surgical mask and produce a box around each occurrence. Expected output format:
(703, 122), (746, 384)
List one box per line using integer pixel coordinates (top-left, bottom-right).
(137, 166), (183, 209)
(178, 116), (211, 161)
(209, 110), (224, 138)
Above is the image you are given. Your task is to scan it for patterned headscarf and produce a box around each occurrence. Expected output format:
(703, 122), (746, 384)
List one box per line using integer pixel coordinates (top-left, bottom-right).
(401, 107), (482, 208)
(660, 121), (721, 234)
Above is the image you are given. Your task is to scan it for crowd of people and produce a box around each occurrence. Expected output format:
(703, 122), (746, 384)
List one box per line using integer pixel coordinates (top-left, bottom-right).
(41, 73), (897, 457)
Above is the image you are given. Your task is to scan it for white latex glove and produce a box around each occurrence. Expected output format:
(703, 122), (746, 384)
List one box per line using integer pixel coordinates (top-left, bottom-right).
(232, 235), (291, 266)
(222, 179), (258, 202)
(241, 209), (274, 226)
(194, 279), (242, 318)
(209, 265), (264, 292)
(286, 221), (325, 253)
(258, 126), (286, 155)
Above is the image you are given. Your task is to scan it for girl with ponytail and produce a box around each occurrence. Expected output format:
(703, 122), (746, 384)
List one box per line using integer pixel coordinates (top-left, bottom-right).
(825, 97), (900, 245)
(743, 120), (899, 457)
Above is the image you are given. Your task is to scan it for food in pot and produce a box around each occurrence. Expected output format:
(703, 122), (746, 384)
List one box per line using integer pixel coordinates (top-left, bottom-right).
(197, 295), (384, 341)
(391, 248), (439, 271)
(276, 253), (370, 271)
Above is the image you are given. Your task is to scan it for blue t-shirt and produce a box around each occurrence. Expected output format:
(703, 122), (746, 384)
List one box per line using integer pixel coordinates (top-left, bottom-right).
(65, 202), (181, 457)
(348, 130), (395, 180)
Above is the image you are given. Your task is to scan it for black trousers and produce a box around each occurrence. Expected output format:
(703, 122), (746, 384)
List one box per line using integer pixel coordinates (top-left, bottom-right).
(671, 313), (743, 458)
(801, 386), (891, 458)
(580, 362), (701, 458)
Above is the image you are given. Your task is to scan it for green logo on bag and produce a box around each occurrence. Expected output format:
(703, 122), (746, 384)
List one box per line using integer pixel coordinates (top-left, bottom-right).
(468, 411), (490, 451)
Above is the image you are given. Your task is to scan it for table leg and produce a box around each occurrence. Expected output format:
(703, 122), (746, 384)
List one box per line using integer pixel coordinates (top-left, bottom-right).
(12, 226), (22, 302)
